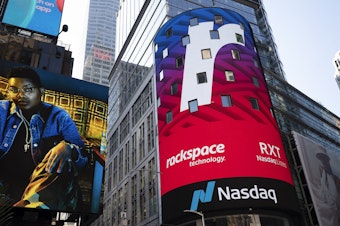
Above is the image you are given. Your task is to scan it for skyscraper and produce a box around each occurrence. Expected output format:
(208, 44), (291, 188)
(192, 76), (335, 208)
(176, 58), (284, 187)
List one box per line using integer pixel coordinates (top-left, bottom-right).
(101, 1), (340, 226)
(82, 0), (119, 86)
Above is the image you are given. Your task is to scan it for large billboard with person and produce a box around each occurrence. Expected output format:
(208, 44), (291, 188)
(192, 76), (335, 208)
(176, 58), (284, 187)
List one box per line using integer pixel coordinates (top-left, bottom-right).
(2, 0), (65, 36)
(0, 61), (107, 217)
(293, 131), (340, 226)
(154, 8), (298, 224)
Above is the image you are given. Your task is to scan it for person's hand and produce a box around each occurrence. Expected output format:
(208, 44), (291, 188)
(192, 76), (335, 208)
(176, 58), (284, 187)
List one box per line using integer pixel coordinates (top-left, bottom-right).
(43, 141), (73, 173)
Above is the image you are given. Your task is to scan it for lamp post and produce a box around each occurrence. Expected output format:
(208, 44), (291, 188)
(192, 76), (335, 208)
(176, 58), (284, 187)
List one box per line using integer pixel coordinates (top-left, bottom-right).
(183, 210), (205, 226)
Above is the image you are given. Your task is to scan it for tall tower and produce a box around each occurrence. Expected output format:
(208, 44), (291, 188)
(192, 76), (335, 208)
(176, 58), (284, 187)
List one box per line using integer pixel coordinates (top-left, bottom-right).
(102, 1), (340, 226)
(82, 0), (119, 86)
(333, 51), (340, 90)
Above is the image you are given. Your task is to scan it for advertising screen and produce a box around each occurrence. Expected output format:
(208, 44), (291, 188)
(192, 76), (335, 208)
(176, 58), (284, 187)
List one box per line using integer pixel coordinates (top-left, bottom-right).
(0, 61), (107, 215)
(293, 131), (340, 226)
(154, 8), (297, 224)
(2, 0), (65, 36)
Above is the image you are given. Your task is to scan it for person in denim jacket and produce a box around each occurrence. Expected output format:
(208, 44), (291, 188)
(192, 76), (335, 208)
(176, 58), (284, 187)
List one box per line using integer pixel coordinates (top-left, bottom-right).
(0, 67), (87, 211)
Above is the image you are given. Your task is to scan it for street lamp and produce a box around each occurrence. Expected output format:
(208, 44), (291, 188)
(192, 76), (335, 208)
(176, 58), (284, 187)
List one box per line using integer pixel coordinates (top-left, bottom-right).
(183, 210), (205, 226)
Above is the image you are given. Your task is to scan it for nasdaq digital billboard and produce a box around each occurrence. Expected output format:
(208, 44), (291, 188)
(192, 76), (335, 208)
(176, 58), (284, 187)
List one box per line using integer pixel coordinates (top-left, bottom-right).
(0, 61), (107, 215)
(154, 8), (298, 224)
(2, 0), (65, 36)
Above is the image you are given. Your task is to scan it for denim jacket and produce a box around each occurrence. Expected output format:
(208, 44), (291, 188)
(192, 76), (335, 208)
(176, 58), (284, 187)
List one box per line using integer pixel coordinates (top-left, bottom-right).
(0, 100), (87, 168)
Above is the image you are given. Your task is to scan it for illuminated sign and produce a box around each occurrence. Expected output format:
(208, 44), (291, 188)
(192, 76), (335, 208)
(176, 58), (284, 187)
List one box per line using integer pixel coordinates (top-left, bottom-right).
(154, 8), (297, 224)
(293, 131), (340, 226)
(0, 61), (107, 215)
(94, 48), (112, 61)
(2, 0), (65, 36)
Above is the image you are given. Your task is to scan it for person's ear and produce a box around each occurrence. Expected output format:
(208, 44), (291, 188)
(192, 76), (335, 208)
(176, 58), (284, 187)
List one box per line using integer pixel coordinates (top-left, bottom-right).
(39, 88), (45, 96)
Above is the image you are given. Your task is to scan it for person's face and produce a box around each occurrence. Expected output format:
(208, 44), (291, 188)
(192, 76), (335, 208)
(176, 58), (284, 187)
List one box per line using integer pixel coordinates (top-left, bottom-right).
(7, 77), (44, 110)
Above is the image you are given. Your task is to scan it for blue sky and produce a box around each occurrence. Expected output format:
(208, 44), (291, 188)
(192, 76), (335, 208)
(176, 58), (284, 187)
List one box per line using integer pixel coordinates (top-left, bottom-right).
(60, 0), (340, 117)
(262, 0), (340, 117)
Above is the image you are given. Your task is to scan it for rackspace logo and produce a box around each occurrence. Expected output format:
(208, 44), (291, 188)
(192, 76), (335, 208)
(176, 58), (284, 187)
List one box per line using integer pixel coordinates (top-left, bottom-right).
(166, 143), (225, 168)
(190, 181), (278, 211)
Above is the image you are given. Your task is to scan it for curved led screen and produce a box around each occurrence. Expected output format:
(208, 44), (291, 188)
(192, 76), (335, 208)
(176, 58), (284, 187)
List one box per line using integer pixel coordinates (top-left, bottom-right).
(2, 0), (64, 36)
(154, 8), (298, 224)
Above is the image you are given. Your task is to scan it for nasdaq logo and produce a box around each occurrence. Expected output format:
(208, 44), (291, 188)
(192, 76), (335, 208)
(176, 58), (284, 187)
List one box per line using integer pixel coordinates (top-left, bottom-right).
(190, 181), (278, 211)
(190, 181), (215, 211)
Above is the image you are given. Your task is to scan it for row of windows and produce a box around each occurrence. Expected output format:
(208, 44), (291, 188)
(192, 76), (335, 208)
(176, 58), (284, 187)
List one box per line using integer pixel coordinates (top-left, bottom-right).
(159, 49), (259, 83)
(161, 36), (244, 62)
(162, 71), (260, 98)
(165, 15), (244, 38)
(165, 96), (260, 123)
(106, 157), (158, 225)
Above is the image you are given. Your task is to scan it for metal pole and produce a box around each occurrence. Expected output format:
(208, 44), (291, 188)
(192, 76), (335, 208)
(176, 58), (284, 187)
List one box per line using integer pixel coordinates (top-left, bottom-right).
(183, 210), (205, 226)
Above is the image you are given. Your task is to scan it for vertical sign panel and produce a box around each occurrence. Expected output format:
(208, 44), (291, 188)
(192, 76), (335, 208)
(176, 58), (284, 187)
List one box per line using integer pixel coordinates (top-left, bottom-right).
(154, 8), (297, 224)
(293, 131), (340, 226)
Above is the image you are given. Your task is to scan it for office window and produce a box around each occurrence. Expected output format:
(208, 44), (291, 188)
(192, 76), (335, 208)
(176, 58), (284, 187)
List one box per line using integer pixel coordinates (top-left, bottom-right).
(157, 97), (161, 107)
(182, 35), (190, 46)
(166, 27), (173, 38)
(131, 133), (137, 168)
(210, 30), (219, 39)
(235, 33), (244, 43)
(252, 76), (260, 87)
(201, 48), (212, 59)
(214, 15), (223, 24)
(166, 111), (172, 123)
(159, 70), (164, 81)
(170, 82), (178, 95)
(124, 142), (130, 175)
(189, 99), (198, 113)
(221, 95), (232, 107)
(139, 123), (145, 160)
(162, 48), (168, 58)
(253, 59), (259, 67)
(190, 17), (199, 26)
(118, 149), (123, 181)
(225, 70), (235, 82)
(231, 49), (240, 60)
(250, 98), (260, 110)
(197, 72), (207, 84)
(176, 56), (184, 68)
(108, 163), (112, 192)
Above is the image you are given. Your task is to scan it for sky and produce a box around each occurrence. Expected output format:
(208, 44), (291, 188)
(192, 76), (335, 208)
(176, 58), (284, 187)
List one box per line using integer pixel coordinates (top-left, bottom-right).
(261, 0), (340, 117)
(58, 0), (340, 117)
(58, 0), (89, 80)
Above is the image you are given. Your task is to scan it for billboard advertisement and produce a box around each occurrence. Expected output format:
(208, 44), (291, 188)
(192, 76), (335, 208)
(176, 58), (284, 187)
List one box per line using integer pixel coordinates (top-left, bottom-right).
(0, 61), (107, 216)
(293, 131), (340, 226)
(154, 8), (297, 224)
(2, 0), (65, 36)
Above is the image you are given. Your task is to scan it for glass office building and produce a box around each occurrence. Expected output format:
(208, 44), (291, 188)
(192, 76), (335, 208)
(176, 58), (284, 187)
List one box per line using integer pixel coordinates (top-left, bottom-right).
(82, 0), (119, 86)
(102, 1), (340, 226)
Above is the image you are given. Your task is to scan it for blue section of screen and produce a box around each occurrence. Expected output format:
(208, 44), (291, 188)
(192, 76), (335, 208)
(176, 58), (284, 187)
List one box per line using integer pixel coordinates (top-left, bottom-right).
(2, 0), (63, 36)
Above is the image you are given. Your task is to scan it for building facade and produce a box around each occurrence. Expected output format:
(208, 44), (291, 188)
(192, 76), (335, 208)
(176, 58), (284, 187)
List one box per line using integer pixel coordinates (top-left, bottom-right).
(0, 0), (74, 76)
(103, 1), (340, 226)
(82, 0), (119, 86)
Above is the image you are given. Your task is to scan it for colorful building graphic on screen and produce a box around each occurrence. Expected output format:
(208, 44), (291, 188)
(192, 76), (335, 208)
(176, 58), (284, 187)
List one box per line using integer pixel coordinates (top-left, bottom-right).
(154, 8), (297, 224)
(2, 0), (64, 36)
